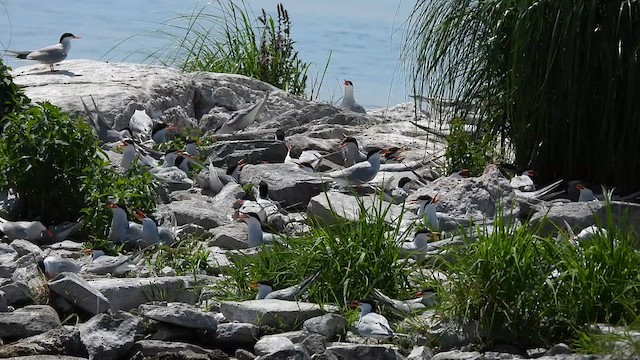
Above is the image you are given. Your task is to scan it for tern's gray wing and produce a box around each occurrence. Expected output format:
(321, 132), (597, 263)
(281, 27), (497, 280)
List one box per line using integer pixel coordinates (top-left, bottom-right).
(327, 161), (376, 185)
(265, 272), (320, 300)
(25, 43), (67, 63)
(350, 103), (367, 114)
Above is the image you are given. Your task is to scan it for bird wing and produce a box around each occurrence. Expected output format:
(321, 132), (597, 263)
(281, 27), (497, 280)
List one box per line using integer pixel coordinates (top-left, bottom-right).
(25, 43), (66, 61)
(358, 313), (393, 337)
(266, 272), (320, 300)
(326, 161), (375, 184)
(208, 162), (224, 193)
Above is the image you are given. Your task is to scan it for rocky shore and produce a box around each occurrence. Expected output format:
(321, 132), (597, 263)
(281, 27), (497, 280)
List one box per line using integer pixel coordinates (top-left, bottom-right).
(0, 60), (637, 359)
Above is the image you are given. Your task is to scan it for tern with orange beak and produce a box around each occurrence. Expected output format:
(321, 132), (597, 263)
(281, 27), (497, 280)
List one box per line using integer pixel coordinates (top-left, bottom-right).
(340, 80), (366, 114)
(410, 194), (440, 231)
(5, 33), (81, 72)
(251, 272), (320, 300)
(350, 301), (393, 340)
(215, 92), (270, 134)
(510, 170), (536, 192)
(372, 288), (437, 317)
(325, 148), (390, 186)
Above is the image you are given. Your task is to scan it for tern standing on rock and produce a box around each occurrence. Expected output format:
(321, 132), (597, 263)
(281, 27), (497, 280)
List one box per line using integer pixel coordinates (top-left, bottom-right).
(5, 33), (81, 72)
(326, 148), (388, 186)
(340, 80), (366, 114)
(215, 92), (270, 134)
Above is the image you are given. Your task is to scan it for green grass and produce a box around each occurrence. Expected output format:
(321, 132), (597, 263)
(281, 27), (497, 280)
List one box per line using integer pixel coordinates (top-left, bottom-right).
(436, 201), (640, 349)
(404, 0), (640, 188)
(145, 234), (213, 277)
(212, 192), (421, 313)
(142, 0), (329, 98)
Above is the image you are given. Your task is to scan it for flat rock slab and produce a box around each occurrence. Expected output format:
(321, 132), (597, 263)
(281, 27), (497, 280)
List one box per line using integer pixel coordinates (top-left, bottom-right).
(307, 191), (416, 229)
(0, 305), (61, 339)
(88, 276), (217, 311)
(128, 339), (228, 359)
(49, 272), (110, 314)
(161, 199), (232, 229)
(220, 299), (325, 330)
(79, 311), (140, 360)
(204, 140), (288, 168)
(0, 326), (83, 359)
(327, 342), (406, 360)
(240, 163), (331, 209)
(530, 201), (640, 236)
(214, 322), (259, 345)
(138, 302), (219, 330)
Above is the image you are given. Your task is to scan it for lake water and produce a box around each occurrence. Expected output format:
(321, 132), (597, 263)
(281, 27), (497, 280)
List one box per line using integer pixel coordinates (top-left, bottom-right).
(0, 0), (416, 109)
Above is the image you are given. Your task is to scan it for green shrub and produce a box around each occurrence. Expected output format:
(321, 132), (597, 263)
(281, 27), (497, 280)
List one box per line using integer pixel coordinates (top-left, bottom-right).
(445, 118), (495, 176)
(0, 102), (101, 223)
(438, 203), (640, 348)
(0, 58), (30, 121)
(81, 160), (159, 238)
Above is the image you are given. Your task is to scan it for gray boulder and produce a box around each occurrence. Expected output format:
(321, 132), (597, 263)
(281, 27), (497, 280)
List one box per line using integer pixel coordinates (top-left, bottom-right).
(79, 311), (139, 360)
(220, 299), (325, 329)
(307, 191), (416, 230)
(327, 343), (406, 360)
(239, 163), (331, 209)
(301, 333), (327, 356)
(530, 201), (640, 236)
(0, 243), (18, 278)
(138, 302), (219, 330)
(48, 272), (110, 314)
(204, 140), (288, 168)
(10, 239), (44, 261)
(409, 165), (518, 228)
(302, 314), (347, 341)
(259, 344), (311, 360)
(214, 322), (259, 345)
(0, 305), (61, 339)
(88, 275), (216, 311)
(407, 346), (434, 360)
(208, 222), (250, 249)
(254, 336), (295, 356)
(161, 198), (232, 229)
(0, 326), (84, 358)
(127, 339), (229, 359)
(430, 350), (482, 360)
(11, 254), (49, 305)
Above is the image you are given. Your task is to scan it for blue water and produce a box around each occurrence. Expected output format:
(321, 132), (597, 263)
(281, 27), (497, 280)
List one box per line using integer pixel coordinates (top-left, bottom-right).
(0, 0), (415, 109)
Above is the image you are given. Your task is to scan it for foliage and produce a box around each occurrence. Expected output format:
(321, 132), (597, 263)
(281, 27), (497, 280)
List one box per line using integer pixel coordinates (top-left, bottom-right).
(81, 159), (159, 238)
(405, 0), (640, 187)
(437, 203), (640, 348)
(218, 192), (417, 311)
(154, 1), (316, 97)
(444, 118), (496, 176)
(0, 70), (158, 235)
(0, 102), (100, 223)
(145, 235), (212, 276)
(0, 58), (30, 122)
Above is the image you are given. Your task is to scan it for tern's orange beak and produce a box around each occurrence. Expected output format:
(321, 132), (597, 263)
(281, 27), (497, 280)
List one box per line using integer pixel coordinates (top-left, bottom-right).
(106, 202), (117, 209)
(349, 300), (360, 309)
(249, 281), (259, 289)
(82, 249), (92, 255)
(433, 194), (439, 204)
(73, 36), (82, 40)
(133, 209), (146, 220)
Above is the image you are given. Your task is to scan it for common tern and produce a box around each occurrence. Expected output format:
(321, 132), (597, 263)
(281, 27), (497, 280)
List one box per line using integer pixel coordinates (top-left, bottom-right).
(252, 272), (320, 300)
(185, 139), (198, 157)
(284, 144), (323, 172)
(339, 137), (367, 167)
(39, 255), (82, 279)
(256, 181), (281, 218)
(237, 212), (265, 247)
(107, 202), (142, 245)
(40, 219), (84, 244)
(385, 176), (415, 202)
(82, 249), (143, 276)
(372, 288), (436, 316)
(6, 33), (81, 72)
(400, 228), (439, 253)
(129, 108), (154, 141)
(134, 210), (176, 246)
(450, 169), (471, 179)
(510, 170), (535, 192)
(340, 80), (366, 114)
(151, 123), (177, 144)
(0, 216), (46, 242)
(119, 138), (138, 170)
(325, 148), (388, 186)
(215, 92), (270, 134)
(410, 194), (439, 231)
(576, 184), (597, 202)
(207, 161), (225, 194)
(81, 96), (132, 143)
(350, 301), (393, 340)
(149, 150), (194, 187)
